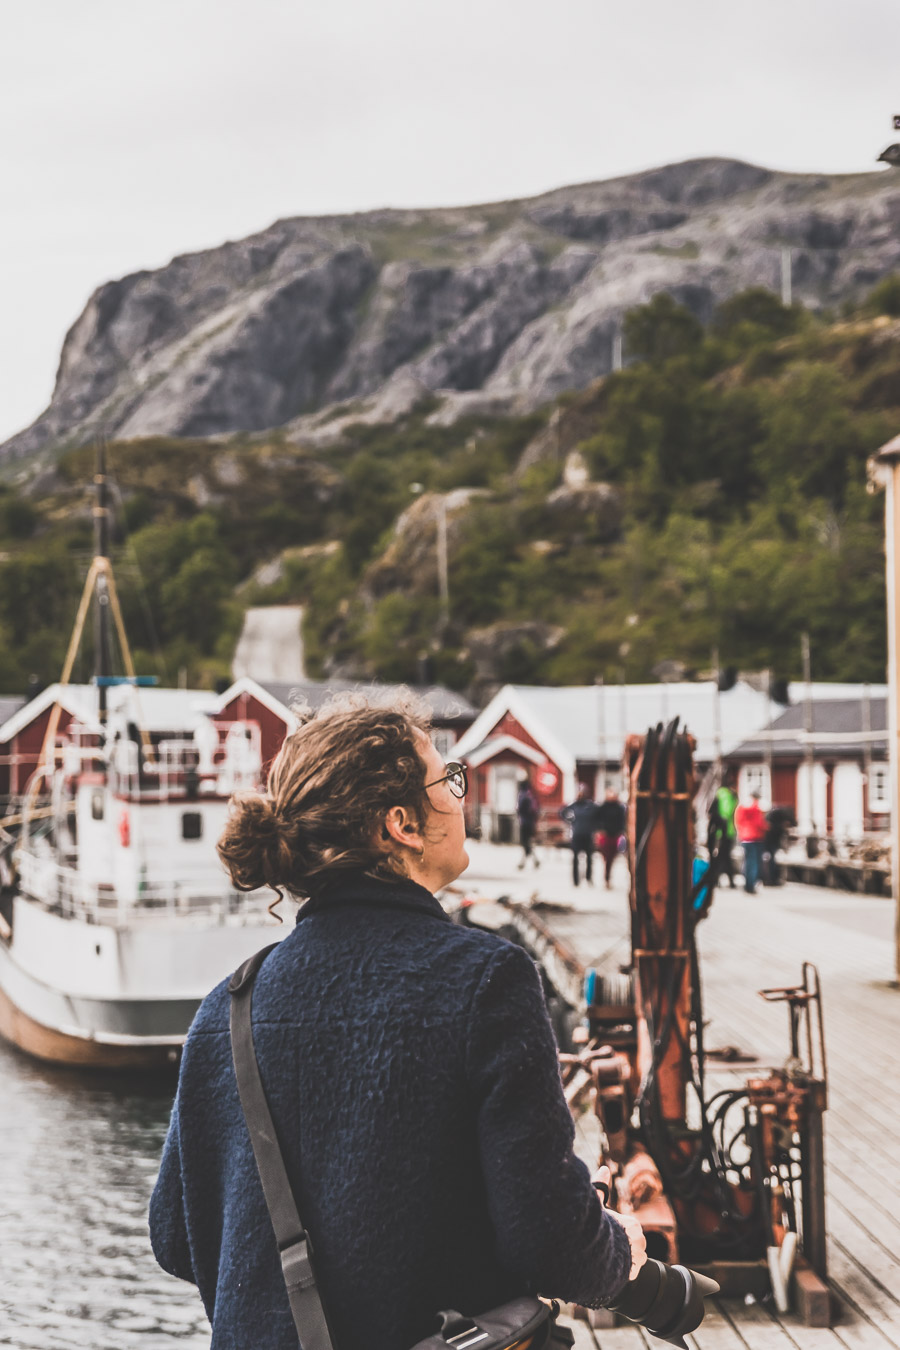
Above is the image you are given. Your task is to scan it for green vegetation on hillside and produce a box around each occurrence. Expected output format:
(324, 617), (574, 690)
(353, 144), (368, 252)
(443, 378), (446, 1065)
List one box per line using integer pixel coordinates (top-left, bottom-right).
(2, 283), (898, 696)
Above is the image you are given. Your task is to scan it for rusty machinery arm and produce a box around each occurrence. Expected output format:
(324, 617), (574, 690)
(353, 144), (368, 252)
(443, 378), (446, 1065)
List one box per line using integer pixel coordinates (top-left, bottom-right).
(578, 719), (829, 1323)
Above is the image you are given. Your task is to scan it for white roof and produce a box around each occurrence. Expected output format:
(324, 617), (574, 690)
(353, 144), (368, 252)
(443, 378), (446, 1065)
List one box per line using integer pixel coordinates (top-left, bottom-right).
(105, 685), (219, 733)
(0, 683), (97, 743)
(454, 681), (886, 768)
(213, 675), (299, 731)
(465, 734), (547, 770)
(0, 682), (220, 743)
(787, 681), (887, 701)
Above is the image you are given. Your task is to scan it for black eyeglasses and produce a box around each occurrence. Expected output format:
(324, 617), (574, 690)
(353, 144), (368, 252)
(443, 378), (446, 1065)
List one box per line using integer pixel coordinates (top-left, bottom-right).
(424, 761), (468, 799)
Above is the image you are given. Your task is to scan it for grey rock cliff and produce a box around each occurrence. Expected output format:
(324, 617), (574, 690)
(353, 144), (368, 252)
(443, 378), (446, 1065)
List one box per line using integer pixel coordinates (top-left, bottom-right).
(5, 158), (900, 462)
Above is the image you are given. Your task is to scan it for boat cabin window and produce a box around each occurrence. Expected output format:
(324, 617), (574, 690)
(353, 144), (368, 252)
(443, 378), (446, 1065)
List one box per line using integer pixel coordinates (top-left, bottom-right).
(91, 790), (105, 821)
(182, 811), (203, 841)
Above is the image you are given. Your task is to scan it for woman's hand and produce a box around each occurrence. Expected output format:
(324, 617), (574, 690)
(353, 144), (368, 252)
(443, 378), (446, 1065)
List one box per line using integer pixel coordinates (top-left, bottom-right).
(608, 1209), (648, 1281)
(593, 1166), (648, 1281)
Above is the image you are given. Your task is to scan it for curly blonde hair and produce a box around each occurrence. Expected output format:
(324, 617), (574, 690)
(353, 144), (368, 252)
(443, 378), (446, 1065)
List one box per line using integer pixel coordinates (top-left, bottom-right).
(217, 692), (433, 910)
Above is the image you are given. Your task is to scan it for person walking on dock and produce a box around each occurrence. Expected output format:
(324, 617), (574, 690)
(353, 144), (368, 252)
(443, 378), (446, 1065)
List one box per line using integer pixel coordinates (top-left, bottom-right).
(560, 782), (601, 886)
(707, 773), (738, 889)
(594, 786), (626, 888)
(735, 790), (767, 895)
(762, 804), (795, 886)
(149, 696), (644, 1350)
(516, 772), (540, 870)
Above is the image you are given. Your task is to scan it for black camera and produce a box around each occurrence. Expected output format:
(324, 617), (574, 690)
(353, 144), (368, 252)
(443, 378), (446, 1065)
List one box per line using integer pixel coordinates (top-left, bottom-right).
(610, 1259), (719, 1348)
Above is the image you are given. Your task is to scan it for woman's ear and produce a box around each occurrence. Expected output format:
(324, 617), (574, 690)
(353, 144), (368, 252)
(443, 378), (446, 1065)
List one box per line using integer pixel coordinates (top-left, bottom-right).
(382, 805), (424, 853)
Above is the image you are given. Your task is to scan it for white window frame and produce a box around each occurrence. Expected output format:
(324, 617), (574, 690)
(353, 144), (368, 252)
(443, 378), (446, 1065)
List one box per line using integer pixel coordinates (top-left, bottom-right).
(868, 763), (890, 813)
(738, 764), (771, 809)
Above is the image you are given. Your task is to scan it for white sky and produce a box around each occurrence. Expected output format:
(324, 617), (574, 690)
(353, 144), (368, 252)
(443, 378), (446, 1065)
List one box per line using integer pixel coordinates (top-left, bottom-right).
(1, 0), (898, 444)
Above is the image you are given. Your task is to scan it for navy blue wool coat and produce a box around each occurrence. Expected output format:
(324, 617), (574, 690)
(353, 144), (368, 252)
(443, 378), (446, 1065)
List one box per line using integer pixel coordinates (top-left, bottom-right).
(149, 871), (631, 1350)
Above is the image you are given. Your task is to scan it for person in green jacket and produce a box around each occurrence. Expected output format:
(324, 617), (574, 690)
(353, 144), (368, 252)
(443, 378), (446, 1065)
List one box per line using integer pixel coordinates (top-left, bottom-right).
(707, 773), (738, 889)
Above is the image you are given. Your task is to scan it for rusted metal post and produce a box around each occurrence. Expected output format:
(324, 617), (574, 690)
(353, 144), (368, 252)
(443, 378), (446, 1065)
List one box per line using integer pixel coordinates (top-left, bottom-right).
(801, 1094), (827, 1280)
(626, 723), (695, 1124)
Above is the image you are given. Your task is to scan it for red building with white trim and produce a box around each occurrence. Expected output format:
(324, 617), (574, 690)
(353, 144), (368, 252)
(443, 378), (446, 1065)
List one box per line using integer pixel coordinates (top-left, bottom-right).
(0, 678), (476, 809)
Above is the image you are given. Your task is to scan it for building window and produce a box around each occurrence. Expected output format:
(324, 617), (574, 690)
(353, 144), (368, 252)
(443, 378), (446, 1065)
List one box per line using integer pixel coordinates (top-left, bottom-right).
(739, 764), (771, 805)
(182, 812), (203, 840)
(869, 764), (890, 813)
(431, 728), (455, 759)
(91, 790), (105, 821)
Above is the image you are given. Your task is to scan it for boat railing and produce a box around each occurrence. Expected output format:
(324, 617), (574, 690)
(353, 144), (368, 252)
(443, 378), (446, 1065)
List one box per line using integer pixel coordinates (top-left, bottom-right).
(15, 849), (275, 927)
(108, 723), (263, 800)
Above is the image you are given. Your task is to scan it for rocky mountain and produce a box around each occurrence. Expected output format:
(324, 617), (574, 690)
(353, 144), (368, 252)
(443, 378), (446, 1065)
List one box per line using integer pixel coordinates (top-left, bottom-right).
(5, 157), (900, 464)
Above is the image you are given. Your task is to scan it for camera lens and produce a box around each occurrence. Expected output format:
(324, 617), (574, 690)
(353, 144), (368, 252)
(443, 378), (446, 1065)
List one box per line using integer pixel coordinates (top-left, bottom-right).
(610, 1259), (719, 1347)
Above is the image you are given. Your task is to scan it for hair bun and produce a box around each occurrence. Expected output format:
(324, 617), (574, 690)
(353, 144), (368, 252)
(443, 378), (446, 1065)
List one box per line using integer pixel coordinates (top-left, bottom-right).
(217, 694), (434, 904)
(217, 793), (293, 894)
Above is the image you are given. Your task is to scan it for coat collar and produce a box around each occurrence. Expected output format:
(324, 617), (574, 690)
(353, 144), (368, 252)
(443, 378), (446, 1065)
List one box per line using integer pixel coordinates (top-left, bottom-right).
(296, 869), (451, 925)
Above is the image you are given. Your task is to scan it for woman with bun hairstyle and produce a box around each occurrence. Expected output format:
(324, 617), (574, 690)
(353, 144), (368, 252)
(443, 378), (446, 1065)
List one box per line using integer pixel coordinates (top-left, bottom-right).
(150, 694), (644, 1350)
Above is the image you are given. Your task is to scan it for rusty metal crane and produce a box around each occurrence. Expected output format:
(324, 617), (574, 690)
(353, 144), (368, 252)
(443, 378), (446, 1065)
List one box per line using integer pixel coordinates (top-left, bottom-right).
(570, 719), (830, 1324)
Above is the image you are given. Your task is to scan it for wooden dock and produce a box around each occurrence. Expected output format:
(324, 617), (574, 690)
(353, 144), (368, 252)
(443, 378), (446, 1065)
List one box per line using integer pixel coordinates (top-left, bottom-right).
(459, 842), (900, 1350)
(780, 856), (889, 896)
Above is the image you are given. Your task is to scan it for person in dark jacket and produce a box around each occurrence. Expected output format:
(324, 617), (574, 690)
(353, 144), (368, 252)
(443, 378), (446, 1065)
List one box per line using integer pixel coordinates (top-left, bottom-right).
(762, 805), (796, 885)
(149, 696), (643, 1350)
(594, 787), (626, 889)
(516, 773), (540, 870)
(559, 783), (601, 886)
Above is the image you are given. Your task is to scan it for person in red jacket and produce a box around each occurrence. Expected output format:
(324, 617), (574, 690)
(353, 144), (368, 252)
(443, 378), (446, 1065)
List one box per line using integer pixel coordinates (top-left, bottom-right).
(734, 791), (767, 894)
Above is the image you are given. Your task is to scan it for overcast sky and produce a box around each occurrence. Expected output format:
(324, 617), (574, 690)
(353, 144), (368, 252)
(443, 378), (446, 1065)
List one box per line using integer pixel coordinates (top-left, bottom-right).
(2, 0), (897, 444)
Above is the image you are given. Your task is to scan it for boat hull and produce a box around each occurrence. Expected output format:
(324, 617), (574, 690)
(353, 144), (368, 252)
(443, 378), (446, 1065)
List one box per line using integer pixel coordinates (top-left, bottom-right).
(0, 895), (285, 1070)
(0, 979), (184, 1069)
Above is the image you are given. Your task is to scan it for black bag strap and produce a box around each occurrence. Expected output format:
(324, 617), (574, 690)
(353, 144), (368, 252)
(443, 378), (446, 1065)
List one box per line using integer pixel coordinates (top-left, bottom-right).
(228, 945), (337, 1350)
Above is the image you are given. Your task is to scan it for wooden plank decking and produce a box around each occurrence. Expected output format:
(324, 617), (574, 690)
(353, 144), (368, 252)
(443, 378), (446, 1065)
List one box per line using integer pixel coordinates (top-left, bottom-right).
(459, 843), (900, 1350)
(780, 857), (889, 896)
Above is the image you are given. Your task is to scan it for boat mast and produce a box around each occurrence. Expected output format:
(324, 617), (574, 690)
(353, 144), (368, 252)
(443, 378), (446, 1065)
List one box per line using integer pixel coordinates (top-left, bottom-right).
(93, 443), (110, 724)
(30, 446), (152, 786)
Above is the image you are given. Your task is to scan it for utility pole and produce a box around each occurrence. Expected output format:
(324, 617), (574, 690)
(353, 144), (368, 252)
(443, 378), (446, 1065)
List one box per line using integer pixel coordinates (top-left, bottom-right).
(436, 496), (449, 627)
(862, 682), (872, 834)
(410, 482), (450, 633)
(868, 433), (900, 981)
(612, 325), (624, 372)
(765, 668), (774, 808)
(595, 675), (606, 792)
(712, 647), (722, 773)
(802, 632), (815, 838)
(781, 248), (793, 307)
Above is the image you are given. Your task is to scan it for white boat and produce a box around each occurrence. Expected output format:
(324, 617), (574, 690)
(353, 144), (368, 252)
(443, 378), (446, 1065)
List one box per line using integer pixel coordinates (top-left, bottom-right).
(0, 687), (287, 1069)
(0, 453), (286, 1069)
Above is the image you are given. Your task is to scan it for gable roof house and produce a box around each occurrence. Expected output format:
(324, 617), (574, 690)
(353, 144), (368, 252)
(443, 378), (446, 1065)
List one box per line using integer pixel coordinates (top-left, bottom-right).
(452, 681), (774, 842)
(0, 678), (476, 810)
(725, 696), (888, 837)
(229, 678), (477, 772)
(453, 681), (887, 843)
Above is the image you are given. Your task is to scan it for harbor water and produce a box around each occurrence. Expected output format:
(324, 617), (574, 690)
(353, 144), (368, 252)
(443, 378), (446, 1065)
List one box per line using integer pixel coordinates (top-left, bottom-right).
(0, 1040), (209, 1350)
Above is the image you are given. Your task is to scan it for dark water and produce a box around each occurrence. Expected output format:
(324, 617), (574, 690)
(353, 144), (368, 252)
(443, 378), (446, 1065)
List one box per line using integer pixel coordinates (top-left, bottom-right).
(0, 1040), (210, 1350)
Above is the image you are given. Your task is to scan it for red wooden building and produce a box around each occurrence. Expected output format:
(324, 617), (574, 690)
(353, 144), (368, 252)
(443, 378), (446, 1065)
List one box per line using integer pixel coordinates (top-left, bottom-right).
(724, 696), (888, 837)
(0, 687), (86, 803)
(0, 677), (475, 808)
